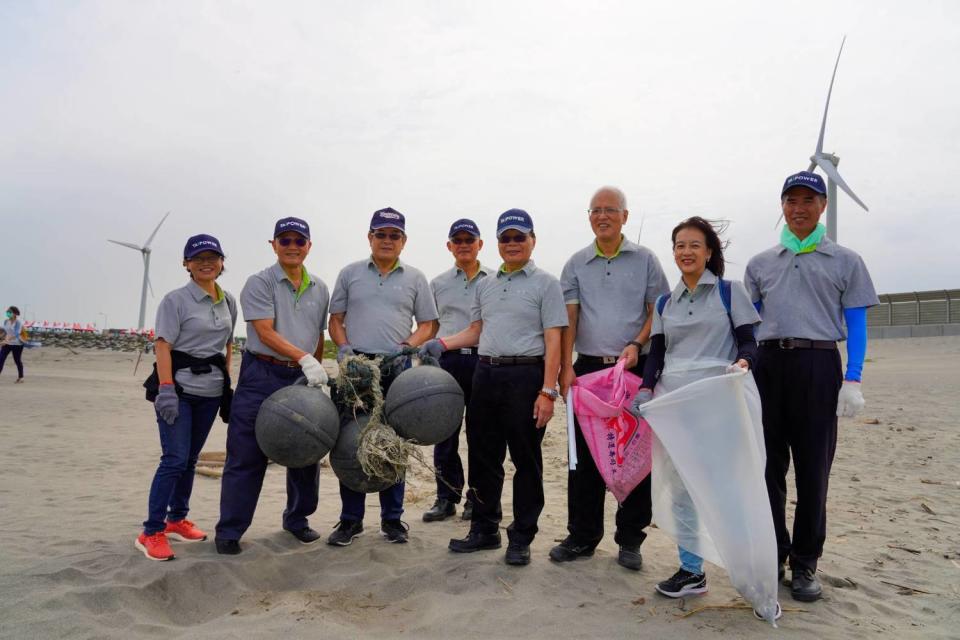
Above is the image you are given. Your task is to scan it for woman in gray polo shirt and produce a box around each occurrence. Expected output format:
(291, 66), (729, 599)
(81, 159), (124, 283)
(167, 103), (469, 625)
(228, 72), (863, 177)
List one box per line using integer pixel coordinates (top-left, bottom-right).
(630, 217), (761, 602)
(136, 234), (236, 561)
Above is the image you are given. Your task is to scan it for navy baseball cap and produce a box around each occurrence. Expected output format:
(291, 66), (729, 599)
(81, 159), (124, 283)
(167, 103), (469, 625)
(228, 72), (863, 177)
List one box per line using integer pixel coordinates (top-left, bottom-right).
(183, 234), (224, 259)
(370, 207), (406, 232)
(781, 171), (827, 197)
(448, 218), (481, 238)
(274, 217), (310, 239)
(496, 209), (533, 235)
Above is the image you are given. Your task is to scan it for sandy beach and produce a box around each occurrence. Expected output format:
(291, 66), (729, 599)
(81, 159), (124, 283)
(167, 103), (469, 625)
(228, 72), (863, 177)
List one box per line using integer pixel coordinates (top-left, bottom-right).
(0, 337), (957, 639)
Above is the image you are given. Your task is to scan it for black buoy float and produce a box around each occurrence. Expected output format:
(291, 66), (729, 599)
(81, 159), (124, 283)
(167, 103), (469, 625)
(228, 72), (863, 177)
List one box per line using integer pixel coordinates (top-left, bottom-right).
(255, 384), (340, 468)
(330, 415), (400, 493)
(384, 365), (464, 445)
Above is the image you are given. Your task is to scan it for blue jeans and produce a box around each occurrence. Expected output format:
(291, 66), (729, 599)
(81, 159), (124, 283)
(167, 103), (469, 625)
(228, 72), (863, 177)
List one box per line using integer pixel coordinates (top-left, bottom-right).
(679, 546), (704, 575)
(144, 393), (220, 534)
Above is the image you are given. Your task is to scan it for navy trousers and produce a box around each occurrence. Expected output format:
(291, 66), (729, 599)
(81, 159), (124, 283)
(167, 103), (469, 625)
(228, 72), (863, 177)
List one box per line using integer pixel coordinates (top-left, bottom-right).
(215, 352), (321, 541)
(566, 356), (652, 549)
(466, 361), (546, 546)
(337, 360), (404, 523)
(754, 345), (842, 573)
(432, 350), (477, 503)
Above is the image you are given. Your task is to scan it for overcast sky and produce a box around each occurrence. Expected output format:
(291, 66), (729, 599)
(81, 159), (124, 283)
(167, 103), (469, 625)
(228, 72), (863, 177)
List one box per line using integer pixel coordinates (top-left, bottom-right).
(2, 1), (957, 332)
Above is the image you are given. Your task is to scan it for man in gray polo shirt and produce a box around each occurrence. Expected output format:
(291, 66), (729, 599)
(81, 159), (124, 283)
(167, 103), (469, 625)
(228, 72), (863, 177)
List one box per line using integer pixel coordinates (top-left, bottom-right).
(214, 217), (330, 555)
(422, 218), (490, 523)
(553, 186), (669, 570)
(327, 207), (439, 546)
(746, 171), (878, 602)
(421, 208), (568, 566)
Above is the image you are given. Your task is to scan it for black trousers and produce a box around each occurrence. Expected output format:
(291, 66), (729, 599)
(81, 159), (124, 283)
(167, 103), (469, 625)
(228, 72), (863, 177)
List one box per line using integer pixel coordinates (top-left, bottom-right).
(0, 344), (24, 378)
(433, 351), (478, 503)
(754, 345), (842, 573)
(567, 356), (652, 549)
(466, 361), (545, 546)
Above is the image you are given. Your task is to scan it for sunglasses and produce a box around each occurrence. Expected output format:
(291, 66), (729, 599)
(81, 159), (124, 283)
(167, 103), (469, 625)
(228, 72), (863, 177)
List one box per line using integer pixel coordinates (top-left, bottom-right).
(373, 231), (404, 241)
(498, 233), (529, 244)
(450, 236), (477, 245)
(276, 237), (308, 247)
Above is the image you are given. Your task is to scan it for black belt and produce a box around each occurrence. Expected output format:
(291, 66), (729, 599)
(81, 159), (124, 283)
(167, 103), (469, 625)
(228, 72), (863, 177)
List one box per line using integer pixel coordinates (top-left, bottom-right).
(252, 353), (301, 368)
(478, 355), (544, 366)
(577, 354), (620, 365)
(760, 338), (837, 351)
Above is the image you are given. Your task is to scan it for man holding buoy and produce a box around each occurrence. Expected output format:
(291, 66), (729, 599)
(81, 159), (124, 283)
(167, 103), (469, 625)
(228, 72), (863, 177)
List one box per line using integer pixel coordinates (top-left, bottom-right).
(327, 207), (439, 546)
(745, 171), (878, 601)
(214, 217), (330, 555)
(420, 209), (567, 566)
(554, 186), (669, 570)
(422, 219), (489, 523)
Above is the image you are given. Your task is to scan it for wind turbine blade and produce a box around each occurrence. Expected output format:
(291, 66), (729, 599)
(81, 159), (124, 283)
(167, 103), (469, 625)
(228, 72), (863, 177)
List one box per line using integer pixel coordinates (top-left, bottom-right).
(807, 160), (817, 172)
(144, 211), (170, 249)
(147, 277), (155, 297)
(814, 35), (846, 156)
(813, 155), (869, 212)
(108, 239), (143, 251)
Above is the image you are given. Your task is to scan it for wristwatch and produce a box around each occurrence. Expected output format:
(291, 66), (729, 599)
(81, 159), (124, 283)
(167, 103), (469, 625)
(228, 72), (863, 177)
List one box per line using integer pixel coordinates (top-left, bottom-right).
(539, 387), (559, 401)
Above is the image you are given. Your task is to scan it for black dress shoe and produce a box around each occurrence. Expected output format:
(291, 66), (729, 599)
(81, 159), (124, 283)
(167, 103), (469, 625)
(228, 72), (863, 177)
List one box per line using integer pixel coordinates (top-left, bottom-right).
(617, 545), (643, 571)
(215, 538), (241, 555)
(791, 568), (823, 602)
(461, 500), (474, 521)
(548, 537), (595, 563)
(448, 531), (502, 553)
(285, 526), (321, 544)
(505, 542), (531, 566)
(422, 499), (456, 522)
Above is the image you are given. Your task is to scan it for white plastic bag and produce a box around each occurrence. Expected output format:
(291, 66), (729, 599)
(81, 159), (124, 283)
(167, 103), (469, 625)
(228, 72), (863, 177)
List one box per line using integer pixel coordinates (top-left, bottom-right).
(639, 358), (779, 624)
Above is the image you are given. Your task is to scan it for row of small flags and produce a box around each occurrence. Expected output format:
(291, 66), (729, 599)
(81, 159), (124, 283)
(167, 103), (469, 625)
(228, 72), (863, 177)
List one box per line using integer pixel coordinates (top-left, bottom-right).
(23, 321), (155, 337)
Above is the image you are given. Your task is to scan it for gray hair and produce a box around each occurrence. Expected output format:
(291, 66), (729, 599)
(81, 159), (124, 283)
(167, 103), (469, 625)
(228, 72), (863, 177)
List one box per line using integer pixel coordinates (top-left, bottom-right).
(591, 186), (627, 211)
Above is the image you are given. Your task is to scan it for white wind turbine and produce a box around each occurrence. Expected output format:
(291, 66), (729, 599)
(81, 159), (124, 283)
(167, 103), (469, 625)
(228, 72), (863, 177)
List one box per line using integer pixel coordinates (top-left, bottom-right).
(108, 212), (170, 329)
(806, 36), (869, 241)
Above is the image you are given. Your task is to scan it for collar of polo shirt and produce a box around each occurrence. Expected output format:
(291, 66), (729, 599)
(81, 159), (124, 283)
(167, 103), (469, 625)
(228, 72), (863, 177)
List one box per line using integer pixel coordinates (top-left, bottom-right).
(776, 234), (837, 257)
(672, 268), (718, 302)
(270, 263), (312, 300)
(587, 236), (637, 262)
(456, 263), (489, 280)
(368, 257), (403, 273)
(187, 279), (225, 303)
(497, 260), (536, 277)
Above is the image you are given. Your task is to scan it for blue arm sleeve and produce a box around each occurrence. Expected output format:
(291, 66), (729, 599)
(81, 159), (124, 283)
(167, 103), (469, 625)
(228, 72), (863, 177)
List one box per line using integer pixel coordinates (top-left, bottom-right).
(753, 300), (763, 313)
(843, 306), (867, 382)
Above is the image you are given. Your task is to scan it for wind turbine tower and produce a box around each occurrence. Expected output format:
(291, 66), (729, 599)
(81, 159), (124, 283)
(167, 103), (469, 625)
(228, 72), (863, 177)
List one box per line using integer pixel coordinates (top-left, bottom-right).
(807, 36), (869, 241)
(108, 212), (170, 329)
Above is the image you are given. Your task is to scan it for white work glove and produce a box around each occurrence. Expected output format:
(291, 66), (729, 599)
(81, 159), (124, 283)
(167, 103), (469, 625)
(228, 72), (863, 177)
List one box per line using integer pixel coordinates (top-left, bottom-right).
(836, 380), (865, 418)
(298, 354), (328, 387)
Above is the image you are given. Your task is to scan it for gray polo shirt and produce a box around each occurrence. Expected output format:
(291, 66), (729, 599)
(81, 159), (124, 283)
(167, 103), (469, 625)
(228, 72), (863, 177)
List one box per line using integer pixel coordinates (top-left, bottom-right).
(330, 258), (438, 354)
(652, 270), (760, 368)
(241, 263), (329, 360)
(745, 237), (878, 342)
(155, 280), (237, 397)
(471, 261), (568, 357)
(561, 237), (669, 356)
(431, 264), (491, 338)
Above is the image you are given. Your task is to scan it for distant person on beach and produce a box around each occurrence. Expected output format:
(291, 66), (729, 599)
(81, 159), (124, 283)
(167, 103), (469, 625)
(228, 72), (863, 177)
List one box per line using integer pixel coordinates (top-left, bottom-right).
(421, 209), (567, 566)
(553, 186), (669, 570)
(629, 217), (760, 600)
(421, 219), (489, 524)
(215, 218), (330, 555)
(0, 306), (25, 383)
(326, 208), (439, 546)
(745, 171), (878, 602)
(136, 235), (237, 561)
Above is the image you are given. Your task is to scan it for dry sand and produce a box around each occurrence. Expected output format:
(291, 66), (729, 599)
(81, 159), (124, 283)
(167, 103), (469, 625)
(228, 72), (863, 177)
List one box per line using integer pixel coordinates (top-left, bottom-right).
(0, 337), (958, 639)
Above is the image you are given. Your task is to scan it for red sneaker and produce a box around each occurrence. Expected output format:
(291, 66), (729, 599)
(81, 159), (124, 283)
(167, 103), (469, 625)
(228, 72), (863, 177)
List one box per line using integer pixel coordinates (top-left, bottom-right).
(135, 532), (175, 561)
(164, 519), (208, 542)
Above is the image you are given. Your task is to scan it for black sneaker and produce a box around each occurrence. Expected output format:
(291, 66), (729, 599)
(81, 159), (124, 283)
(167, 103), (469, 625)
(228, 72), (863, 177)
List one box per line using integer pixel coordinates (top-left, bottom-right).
(548, 537), (595, 563)
(790, 568), (822, 602)
(505, 542), (531, 566)
(655, 568), (707, 598)
(327, 519), (364, 546)
(448, 530), (502, 553)
(422, 499), (456, 522)
(215, 538), (241, 555)
(617, 545), (643, 571)
(285, 526), (321, 544)
(461, 500), (474, 521)
(380, 519), (409, 543)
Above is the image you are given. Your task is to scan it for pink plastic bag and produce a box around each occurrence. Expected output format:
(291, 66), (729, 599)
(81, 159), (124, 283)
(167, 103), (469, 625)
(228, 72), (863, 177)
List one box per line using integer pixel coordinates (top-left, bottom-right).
(571, 360), (652, 503)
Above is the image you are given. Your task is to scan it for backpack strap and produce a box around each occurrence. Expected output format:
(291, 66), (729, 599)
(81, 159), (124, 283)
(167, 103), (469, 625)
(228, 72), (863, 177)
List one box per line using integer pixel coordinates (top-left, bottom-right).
(656, 294), (668, 316)
(718, 278), (736, 337)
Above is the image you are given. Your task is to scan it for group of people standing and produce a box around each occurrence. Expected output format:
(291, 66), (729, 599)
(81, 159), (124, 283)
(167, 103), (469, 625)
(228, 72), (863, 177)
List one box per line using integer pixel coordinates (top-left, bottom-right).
(136, 170), (877, 607)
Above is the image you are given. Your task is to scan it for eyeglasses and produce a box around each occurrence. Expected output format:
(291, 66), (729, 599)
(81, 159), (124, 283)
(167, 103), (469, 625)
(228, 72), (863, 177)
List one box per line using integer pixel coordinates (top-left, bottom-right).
(450, 237), (477, 245)
(187, 255), (223, 264)
(276, 237), (308, 247)
(373, 231), (404, 241)
(588, 207), (623, 217)
(498, 233), (529, 244)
